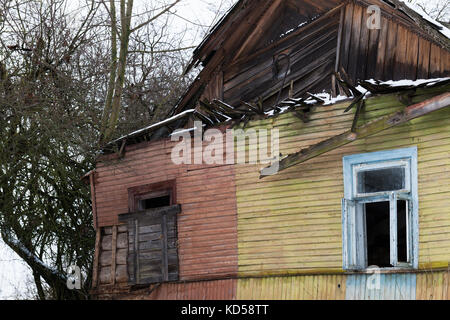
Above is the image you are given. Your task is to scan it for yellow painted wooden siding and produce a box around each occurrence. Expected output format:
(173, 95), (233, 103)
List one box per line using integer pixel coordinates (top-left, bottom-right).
(234, 271), (450, 300)
(235, 85), (450, 277)
(416, 270), (450, 300)
(237, 274), (346, 300)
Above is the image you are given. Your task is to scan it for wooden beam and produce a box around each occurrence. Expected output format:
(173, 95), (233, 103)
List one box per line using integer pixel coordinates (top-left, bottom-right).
(351, 99), (364, 132)
(134, 219), (140, 285)
(232, 0), (283, 61)
(118, 204), (181, 222)
(260, 92), (450, 177)
(111, 226), (117, 286)
(161, 214), (169, 282)
(88, 171), (98, 229)
(332, 6), (345, 97)
(92, 228), (101, 288)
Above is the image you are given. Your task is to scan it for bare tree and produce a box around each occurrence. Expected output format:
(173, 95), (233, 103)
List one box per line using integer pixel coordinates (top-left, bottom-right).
(99, 0), (183, 144)
(0, 0), (222, 299)
(407, 0), (450, 22)
(0, 0), (105, 299)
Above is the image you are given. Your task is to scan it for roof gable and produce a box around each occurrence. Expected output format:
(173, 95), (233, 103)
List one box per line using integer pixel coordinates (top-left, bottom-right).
(102, 1), (450, 151)
(187, 0), (450, 75)
(186, 0), (344, 73)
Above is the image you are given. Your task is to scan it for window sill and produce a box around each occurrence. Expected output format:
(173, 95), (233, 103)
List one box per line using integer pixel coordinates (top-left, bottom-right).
(346, 267), (417, 275)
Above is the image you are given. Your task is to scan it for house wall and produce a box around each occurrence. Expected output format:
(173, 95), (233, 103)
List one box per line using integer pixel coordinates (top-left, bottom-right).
(93, 138), (239, 290)
(234, 84), (450, 279)
(236, 274), (347, 300)
(91, 83), (450, 299)
(98, 279), (237, 300)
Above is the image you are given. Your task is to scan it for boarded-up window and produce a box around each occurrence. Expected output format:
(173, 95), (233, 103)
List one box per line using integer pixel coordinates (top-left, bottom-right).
(119, 203), (180, 285)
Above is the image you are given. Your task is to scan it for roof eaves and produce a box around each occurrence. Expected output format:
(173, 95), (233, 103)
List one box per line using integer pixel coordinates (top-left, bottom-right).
(184, 0), (249, 74)
(385, 0), (450, 49)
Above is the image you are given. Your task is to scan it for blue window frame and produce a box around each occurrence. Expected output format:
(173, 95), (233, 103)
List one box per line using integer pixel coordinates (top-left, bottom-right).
(342, 147), (419, 271)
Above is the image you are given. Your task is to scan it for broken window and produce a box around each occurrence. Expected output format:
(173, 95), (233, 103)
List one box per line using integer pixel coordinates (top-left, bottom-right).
(119, 181), (179, 285)
(342, 147), (418, 270)
(138, 193), (171, 210)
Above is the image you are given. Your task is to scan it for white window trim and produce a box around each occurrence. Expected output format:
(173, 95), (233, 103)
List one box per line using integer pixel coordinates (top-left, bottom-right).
(352, 159), (411, 198)
(342, 147), (419, 271)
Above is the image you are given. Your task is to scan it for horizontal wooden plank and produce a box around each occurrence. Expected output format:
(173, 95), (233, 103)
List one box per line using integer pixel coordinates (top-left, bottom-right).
(119, 205), (181, 222)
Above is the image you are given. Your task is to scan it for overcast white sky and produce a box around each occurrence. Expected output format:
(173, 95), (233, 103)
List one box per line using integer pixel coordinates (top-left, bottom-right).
(0, 0), (448, 300)
(0, 240), (34, 299)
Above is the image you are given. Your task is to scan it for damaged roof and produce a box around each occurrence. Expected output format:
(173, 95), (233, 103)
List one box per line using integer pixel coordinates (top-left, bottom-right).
(184, 0), (345, 74)
(102, 0), (450, 153)
(103, 77), (450, 153)
(170, 0), (450, 119)
(187, 0), (450, 75)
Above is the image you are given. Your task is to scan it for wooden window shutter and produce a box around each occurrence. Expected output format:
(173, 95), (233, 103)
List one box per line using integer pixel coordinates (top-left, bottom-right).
(342, 198), (366, 270)
(119, 204), (181, 285)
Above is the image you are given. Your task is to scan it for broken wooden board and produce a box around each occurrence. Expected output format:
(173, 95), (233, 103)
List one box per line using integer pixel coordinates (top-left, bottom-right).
(260, 92), (450, 177)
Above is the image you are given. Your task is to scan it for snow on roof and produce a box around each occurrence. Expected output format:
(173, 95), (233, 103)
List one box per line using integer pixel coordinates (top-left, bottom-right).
(399, 0), (450, 39)
(267, 77), (450, 117)
(277, 14), (321, 40)
(110, 109), (196, 145)
(265, 94), (351, 116)
(365, 77), (450, 88)
(105, 78), (449, 152)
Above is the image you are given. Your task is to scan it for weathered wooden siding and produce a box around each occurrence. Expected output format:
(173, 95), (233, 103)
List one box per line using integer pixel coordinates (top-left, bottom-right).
(177, 163), (238, 280)
(237, 274), (346, 300)
(345, 274), (416, 300)
(94, 139), (238, 284)
(96, 279), (237, 300)
(416, 270), (450, 300)
(97, 225), (129, 286)
(145, 279), (236, 300)
(234, 84), (450, 277)
(340, 2), (450, 82)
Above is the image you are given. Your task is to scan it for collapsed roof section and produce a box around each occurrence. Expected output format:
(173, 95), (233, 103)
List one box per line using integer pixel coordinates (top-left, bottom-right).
(260, 77), (450, 177)
(103, 77), (450, 153)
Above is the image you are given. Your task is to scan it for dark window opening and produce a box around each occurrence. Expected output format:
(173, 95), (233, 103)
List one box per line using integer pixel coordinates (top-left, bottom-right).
(139, 195), (171, 210)
(357, 167), (405, 194)
(365, 201), (407, 267)
(366, 201), (391, 267)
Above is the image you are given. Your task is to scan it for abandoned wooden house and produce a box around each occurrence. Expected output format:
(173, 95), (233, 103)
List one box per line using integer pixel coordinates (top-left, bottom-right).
(88, 0), (450, 300)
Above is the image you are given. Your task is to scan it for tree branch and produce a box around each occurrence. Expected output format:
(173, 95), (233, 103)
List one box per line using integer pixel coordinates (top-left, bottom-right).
(129, 0), (181, 34)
